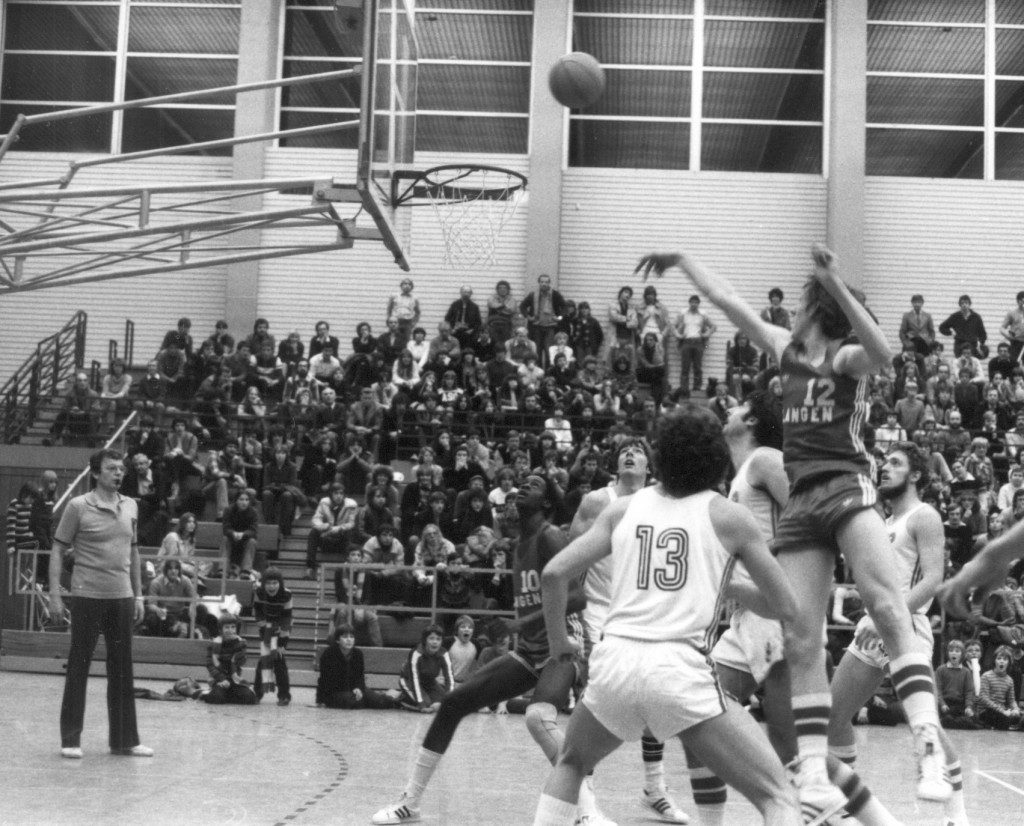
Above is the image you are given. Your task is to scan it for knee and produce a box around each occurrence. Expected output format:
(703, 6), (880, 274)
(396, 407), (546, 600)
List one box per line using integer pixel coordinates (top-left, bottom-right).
(860, 588), (905, 633)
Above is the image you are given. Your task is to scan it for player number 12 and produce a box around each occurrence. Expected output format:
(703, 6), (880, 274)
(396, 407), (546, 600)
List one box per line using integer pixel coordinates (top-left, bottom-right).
(635, 525), (689, 591)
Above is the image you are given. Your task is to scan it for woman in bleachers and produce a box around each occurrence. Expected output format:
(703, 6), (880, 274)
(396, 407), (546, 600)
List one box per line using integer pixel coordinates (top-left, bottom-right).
(411, 445), (444, 488)
(157, 512), (199, 580)
(607, 352), (638, 410)
(237, 385), (270, 440)
(391, 349), (421, 396)
(357, 484), (397, 544)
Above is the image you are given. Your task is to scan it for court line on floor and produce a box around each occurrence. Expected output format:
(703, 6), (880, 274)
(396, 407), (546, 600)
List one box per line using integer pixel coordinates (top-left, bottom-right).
(976, 770), (1024, 797)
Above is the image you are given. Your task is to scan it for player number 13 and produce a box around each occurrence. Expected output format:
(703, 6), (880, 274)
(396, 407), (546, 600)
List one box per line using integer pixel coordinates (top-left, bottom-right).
(635, 525), (689, 591)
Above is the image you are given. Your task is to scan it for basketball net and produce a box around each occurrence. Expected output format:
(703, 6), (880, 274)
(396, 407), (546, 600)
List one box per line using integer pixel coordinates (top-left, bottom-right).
(418, 166), (526, 269)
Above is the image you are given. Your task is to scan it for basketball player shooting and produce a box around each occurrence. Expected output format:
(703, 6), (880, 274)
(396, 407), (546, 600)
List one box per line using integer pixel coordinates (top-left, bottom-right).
(635, 246), (951, 807)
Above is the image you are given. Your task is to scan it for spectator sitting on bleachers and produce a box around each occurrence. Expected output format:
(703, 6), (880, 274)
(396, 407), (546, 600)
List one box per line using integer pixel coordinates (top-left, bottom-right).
(237, 385), (270, 440)
(706, 379), (738, 425)
(222, 489), (259, 577)
(306, 482), (359, 579)
(253, 341), (285, 402)
(277, 331), (304, 374)
(348, 387), (383, 460)
(309, 343), (343, 392)
(316, 624), (398, 709)
(283, 359), (322, 407)
(261, 446), (300, 538)
(156, 338), (189, 401)
(411, 491), (456, 549)
(410, 523), (455, 607)
(49, 371), (100, 446)
(142, 558), (195, 638)
(357, 485), (397, 545)
(337, 438), (373, 496)
(163, 417), (200, 501)
(452, 489), (493, 545)
(224, 342), (255, 402)
(157, 512), (199, 581)
(245, 317), (275, 356)
(99, 358), (132, 430)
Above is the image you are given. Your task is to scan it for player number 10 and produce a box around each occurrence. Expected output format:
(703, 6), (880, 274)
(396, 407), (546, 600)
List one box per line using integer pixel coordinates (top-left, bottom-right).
(635, 525), (689, 591)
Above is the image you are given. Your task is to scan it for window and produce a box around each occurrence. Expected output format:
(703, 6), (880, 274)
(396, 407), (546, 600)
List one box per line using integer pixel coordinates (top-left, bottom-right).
(280, 0), (533, 154)
(570, 0), (825, 172)
(866, 0), (1024, 179)
(0, 0), (240, 154)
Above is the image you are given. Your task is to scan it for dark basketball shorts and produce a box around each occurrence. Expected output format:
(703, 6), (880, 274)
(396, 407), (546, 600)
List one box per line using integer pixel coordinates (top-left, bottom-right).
(772, 472), (878, 557)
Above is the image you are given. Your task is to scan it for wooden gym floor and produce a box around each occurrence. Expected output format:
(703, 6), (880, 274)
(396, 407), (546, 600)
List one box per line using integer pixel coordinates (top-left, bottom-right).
(2, 670), (1020, 825)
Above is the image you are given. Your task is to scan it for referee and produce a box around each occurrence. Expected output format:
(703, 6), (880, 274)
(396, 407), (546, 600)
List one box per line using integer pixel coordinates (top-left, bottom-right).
(49, 448), (153, 759)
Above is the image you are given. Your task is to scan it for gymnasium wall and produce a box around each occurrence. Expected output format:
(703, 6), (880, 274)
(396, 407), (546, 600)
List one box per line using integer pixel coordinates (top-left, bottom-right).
(0, 154), (232, 382)
(863, 178), (1024, 354)
(558, 169), (828, 384)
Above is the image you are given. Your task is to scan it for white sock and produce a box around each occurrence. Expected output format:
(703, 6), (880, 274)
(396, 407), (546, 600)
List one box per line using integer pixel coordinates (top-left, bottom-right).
(533, 793), (578, 826)
(402, 748), (442, 806)
(696, 804), (725, 826)
(577, 776), (605, 818)
(945, 759), (969, 820)
(643, 758), (665, 793)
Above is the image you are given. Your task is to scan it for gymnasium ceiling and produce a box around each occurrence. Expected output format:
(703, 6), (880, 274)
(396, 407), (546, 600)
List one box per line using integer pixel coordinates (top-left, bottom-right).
(8, 0), (1024, 176)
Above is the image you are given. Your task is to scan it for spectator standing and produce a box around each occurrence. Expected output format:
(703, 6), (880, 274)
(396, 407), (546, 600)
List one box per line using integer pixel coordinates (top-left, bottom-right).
(48, 448), (152, 759)
(759, 286), (791, 330)
(444, 285), (482, 351)
(1000, 290), (1024, 364)
(386, 278), (422, 345)
(939, 294), (988, 359)
(569, 301), (604, 363)
(673, 294), (716, 397)
(608, 286), (638, 361)
(898, 294), (935, 357)
(485, 279), (517, 344)
(637, 285), (670, 342)
(253, 568), (293, 706)
(519, 273), (567, 368)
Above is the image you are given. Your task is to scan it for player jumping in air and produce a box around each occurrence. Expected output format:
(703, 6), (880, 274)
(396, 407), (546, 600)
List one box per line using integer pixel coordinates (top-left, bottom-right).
(636, 246), (950, 811)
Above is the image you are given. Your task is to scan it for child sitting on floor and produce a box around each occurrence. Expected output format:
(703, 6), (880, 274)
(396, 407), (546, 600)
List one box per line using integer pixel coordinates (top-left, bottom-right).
(201, 614), (257, 705)
(316, 624), (398, 710)
(936, 639), (978, 729)
(398, 623), (453, 713)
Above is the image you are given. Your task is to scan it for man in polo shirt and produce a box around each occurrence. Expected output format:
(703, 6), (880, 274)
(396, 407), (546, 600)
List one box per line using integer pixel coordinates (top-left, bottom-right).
(48, 448), (152, 760)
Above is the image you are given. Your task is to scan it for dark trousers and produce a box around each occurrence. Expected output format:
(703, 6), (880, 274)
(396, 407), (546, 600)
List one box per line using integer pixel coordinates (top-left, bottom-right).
(60, 597), (140, 750)
(261, 488), (296, 537)
(254, 651), (291, 702)
(421, 651), (575, 754)
(678, 338), (706, 393)
(202, 682), (257, 705)
(306, 529), (351, 568)
(322, 688), (396, 709)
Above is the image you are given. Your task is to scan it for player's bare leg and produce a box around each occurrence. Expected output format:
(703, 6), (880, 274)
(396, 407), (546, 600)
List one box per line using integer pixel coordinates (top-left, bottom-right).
(837, 510), (949, 801)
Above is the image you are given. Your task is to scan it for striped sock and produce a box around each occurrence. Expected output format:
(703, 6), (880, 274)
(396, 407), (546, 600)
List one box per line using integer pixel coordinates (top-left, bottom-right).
(641, 735), (666, 791)
(827, 758), (902, 826)
(689, 766), (727, 806)
(792, 692), (831, 778)
(889, 653), (940, 728)
(828, 742), (857, 767)
(945, 759), (969, 820)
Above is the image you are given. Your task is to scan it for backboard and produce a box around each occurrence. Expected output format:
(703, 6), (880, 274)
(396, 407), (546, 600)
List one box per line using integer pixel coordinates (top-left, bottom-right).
(342, 0), (418, 271)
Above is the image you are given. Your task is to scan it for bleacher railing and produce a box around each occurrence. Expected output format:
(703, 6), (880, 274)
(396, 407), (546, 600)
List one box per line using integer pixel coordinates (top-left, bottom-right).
(0, 311), (86, 443)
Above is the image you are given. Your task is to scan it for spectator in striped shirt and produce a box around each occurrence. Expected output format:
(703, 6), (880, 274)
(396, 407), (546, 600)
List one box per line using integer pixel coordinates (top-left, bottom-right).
(975, 645), (1022, 730)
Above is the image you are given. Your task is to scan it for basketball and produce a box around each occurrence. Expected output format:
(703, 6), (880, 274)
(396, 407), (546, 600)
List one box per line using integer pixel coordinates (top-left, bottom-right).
(548, 52), (605, 109)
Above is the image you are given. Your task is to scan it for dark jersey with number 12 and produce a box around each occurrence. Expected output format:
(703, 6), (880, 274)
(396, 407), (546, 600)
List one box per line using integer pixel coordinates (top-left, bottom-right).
(779, 338), (873, 489)
(514, 522), (585, 663)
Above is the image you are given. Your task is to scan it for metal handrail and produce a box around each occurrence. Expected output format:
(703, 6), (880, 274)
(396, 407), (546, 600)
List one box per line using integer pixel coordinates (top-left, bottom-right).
(0, 311), (87, 443)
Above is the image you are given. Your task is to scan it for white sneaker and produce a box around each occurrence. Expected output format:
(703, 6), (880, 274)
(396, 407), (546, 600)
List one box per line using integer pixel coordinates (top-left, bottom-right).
(795, 777), (847, 826)
(370, 796), (422, 824)
(61, 746), (83, 759)
(111, 744), (154, 757)
(574, 814), (617, 826)
(914, 725), (952, 802)
(640, 788), (690, 823)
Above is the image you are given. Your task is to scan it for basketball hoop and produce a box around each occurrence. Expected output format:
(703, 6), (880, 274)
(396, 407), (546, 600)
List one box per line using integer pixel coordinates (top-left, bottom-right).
(392, 164), (527, 269)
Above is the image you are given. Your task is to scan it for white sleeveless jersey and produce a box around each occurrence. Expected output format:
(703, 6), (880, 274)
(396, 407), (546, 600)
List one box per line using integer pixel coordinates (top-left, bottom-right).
(886, 502), (929, 615)
(727, 447), (782, 590)
(604, 487), (735, 649)
(583, 486), (618, 634)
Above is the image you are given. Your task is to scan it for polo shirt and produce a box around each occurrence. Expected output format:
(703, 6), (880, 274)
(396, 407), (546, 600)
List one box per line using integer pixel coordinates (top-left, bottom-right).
(55, 491), (137, 599)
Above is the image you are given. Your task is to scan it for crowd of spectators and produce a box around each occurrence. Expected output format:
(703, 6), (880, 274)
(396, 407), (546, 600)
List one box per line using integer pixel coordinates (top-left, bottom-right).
(25, 279), (1024, 718)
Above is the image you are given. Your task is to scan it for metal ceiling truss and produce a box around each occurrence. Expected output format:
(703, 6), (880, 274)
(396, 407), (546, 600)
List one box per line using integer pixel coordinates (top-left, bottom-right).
(0, 67), (381, 294)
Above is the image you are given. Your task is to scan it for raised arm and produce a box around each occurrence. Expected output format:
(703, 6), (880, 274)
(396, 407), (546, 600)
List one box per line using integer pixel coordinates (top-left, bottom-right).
(810, 245), (892, 375)
(635, 252), (791, 363)
(905, 504), (945, 615)
(939, 517), (1024, 617)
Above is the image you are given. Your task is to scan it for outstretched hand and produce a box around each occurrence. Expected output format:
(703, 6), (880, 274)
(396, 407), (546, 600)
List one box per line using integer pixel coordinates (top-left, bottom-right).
(634, 253), (683, 281)
(938, 556), (1004, 618)
(809, 243), (835, 278)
